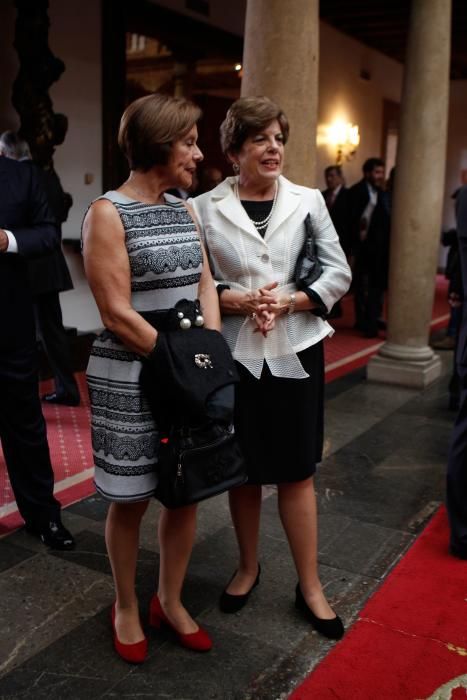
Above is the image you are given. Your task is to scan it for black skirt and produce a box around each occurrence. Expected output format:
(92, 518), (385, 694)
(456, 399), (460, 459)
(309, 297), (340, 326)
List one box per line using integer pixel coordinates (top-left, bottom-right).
(234, 342), (324, 485)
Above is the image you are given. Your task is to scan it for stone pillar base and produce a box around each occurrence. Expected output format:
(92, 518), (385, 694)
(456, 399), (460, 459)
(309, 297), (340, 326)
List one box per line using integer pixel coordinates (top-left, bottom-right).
(367, 353), (442, 389)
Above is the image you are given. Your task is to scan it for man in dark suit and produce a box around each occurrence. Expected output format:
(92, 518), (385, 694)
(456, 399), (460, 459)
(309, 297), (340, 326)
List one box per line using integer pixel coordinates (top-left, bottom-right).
(0, 154), (75, 549)
(322, 165), (351, 319)
(348, 157), (390, 337)
(0, 131), (80, 405)
(322, 165), (351, 257)
(447, 183), (467, 559)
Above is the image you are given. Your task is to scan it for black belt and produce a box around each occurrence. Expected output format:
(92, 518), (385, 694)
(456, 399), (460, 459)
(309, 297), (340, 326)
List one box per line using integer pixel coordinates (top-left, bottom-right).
(140, 299), (205, 332)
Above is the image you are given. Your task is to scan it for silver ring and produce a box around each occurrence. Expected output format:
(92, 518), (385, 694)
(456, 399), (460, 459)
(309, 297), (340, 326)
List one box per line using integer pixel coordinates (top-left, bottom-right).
(249, 312), (257, 320)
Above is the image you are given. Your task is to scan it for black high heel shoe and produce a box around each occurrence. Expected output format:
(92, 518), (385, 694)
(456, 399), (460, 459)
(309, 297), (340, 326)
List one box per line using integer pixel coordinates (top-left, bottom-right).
(219, 565), (261, 614)
(295, 584), (345, 640)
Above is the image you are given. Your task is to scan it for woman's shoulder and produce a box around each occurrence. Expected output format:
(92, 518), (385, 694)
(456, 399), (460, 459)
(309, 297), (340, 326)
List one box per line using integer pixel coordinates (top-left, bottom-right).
(96, 190), (137, 205)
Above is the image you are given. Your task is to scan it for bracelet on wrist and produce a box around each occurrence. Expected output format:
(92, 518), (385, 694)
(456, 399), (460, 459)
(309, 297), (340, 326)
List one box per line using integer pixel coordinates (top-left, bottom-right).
(287, 293), (296, 315)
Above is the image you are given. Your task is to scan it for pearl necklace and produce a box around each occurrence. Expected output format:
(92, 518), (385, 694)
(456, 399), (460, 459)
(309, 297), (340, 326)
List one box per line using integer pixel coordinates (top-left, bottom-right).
(234, 179), (279, 231)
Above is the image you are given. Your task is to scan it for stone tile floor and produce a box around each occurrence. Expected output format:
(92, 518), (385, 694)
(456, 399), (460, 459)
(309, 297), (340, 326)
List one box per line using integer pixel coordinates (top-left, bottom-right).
(0, 355), (455, 699)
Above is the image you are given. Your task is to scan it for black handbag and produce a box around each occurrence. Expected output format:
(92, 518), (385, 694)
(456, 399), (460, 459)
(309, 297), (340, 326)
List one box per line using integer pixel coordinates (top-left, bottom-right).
(294, 213), (323, 289)
(139, 300), (247, 509)
(155, 422), (245, 509)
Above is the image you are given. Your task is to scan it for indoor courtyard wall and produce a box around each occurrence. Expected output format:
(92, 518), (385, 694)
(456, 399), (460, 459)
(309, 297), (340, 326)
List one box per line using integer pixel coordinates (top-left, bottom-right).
(317, 21), (403, 188)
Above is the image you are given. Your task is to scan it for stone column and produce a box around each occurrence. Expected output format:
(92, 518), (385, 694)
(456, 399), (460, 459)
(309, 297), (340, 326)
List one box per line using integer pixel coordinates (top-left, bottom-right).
(241, 0), (319, 187)
(367, 0), (451, 388)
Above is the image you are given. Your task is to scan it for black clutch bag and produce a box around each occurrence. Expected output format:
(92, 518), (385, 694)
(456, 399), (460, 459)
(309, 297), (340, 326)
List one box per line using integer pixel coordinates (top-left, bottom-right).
(294, 213), (323, 289)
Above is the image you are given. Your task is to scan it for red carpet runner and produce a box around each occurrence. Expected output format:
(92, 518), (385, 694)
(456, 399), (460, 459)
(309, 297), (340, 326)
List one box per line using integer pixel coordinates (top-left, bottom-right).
(0, 373), (94, 534)
(290, 507), (467, 700)
(0, 276), (451, 532)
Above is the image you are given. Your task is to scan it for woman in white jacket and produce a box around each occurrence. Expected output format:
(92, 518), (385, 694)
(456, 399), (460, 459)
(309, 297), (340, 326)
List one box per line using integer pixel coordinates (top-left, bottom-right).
(191, 96), (351, 639)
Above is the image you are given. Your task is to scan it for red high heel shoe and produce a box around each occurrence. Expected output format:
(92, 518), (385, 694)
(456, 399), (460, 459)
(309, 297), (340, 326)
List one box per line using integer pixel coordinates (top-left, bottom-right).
(111, 603), (148, 663)
(149, 595), (212, 652)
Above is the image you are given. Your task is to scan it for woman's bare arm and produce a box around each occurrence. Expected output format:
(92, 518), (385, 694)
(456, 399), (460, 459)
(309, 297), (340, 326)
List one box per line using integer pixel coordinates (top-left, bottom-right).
(82, 199), (157, 356)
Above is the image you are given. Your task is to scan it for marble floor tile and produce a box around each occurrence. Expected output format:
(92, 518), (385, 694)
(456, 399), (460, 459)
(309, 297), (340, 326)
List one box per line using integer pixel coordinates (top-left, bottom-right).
(0, 538), (36, 573)
(0, 555), (113, 678)
(67, 494), (109, 522)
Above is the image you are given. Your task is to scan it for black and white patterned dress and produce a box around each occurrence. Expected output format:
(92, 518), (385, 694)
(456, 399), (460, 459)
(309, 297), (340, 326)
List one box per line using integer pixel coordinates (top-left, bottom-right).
(86, 191), (203, 502)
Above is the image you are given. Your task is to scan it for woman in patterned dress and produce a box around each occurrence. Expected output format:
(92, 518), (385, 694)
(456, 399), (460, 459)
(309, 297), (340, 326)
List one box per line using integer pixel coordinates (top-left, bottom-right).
(191, 97), (351, 640)
(82, 94), (220, 662)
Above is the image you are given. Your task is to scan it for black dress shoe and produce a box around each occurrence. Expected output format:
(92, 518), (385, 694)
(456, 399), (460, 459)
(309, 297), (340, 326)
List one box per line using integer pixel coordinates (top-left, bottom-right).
(42, 392), (80, 407)
(450, 542), (467, 560)
(219, 565), (260, 614)
(295, 584), (344, 640)
(25, 520), (76, 550)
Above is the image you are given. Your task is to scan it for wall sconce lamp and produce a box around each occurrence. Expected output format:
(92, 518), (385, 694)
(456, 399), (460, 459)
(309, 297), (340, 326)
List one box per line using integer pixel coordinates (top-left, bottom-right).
(327, 121), (360, 165)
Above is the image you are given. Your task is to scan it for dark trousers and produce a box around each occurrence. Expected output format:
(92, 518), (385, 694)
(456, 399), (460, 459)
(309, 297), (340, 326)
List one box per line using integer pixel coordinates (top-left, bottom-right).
(35, 292), (79, 401)
(448, 330), (461, 408)
(0, 346), (60, 525)
(353, 263), (384, 335)
(447, 365), (467, 555)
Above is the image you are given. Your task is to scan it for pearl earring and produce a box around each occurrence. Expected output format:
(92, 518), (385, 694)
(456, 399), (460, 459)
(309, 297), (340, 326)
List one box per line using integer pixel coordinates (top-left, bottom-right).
(232, 163), (240, 174)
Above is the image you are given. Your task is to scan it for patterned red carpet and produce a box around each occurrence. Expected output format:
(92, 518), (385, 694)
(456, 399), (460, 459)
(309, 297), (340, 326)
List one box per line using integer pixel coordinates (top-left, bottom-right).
(0, 277), (450, 532)
(290, 507), (467, 700)
(0, 373), (94, 534)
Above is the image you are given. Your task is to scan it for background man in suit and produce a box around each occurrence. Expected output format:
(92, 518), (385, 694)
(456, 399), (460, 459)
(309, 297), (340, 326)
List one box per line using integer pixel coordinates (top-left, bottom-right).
(322, 165), (351, 257)
(348, 157), (390, 337)
(0, 153), (75, 549)
(322, 165), (351, 318)
(0, 131), (80, 406)
(447, 183), (467, 560)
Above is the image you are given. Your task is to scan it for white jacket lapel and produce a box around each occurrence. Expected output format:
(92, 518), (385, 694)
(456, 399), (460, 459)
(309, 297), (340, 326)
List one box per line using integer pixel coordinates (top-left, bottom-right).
(264, 176), (302, 240)
(213, 178), (263, 242)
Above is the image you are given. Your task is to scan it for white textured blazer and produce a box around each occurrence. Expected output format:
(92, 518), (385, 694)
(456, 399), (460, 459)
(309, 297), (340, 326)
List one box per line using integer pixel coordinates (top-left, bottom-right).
(190, 175), (352, 379)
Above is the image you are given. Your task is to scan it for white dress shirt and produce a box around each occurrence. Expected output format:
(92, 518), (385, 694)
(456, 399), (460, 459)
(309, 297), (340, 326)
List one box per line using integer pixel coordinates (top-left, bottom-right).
(2, 230), (18, 253)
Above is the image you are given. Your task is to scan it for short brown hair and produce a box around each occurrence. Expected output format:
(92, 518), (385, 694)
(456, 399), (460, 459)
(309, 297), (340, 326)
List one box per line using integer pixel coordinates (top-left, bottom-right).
(220, 96), (289, 156)
(118, 93), (202, 171)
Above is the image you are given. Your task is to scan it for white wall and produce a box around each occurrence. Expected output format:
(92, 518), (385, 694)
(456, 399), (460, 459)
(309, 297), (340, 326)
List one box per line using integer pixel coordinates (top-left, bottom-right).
(48, 0), (103, 241)
(48, 0), (102, 332)
(317, 22), (403, 188)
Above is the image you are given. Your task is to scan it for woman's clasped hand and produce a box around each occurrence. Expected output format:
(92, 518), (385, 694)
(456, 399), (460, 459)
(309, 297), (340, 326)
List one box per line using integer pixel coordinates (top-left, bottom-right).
(245, 281), (282, 335)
